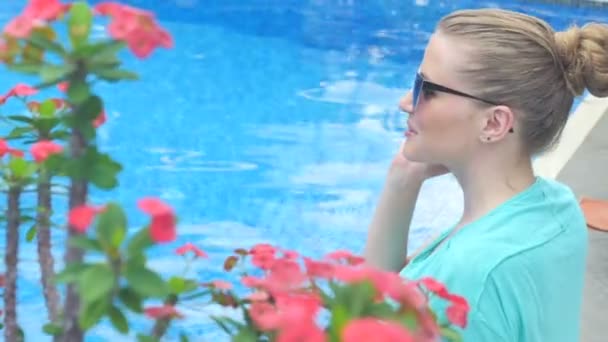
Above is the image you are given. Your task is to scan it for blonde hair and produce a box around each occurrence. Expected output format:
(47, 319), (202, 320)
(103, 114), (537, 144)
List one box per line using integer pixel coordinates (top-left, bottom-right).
(437, 8), (608, 154)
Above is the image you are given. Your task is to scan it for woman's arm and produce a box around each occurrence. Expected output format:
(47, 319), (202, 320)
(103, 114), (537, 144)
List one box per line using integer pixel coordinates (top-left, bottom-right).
(364, 141), (449, 272)
(364, 177), (423, 272)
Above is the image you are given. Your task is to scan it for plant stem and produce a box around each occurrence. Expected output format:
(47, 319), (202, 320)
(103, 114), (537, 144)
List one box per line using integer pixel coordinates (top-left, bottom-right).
(36, 172), (61, 322)
(61, 129), (88, 342)
(151, 295), (178, 338)
(60, 62), (90, 342)
(4, 186), (21, 342)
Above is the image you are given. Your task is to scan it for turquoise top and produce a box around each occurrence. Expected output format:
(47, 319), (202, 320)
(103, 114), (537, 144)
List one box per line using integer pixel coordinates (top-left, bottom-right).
(400, 177), (588, 341)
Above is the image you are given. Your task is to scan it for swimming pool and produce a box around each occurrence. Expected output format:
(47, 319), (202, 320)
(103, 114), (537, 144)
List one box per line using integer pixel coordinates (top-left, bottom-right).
(1, 0), (607, 340)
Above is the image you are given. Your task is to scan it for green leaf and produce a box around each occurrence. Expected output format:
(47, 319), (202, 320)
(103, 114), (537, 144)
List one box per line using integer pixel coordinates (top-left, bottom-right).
(28, 32), (65, 55)
(44, 153), (68, 176)
(168, 277), (199, 295)
(329, 304), (350, 341)
(78, 95), (103, 121)
(32, 117), (62, 136)
(38, 99), (57, 118)
(127, 253), (147, 268)
(7, 62), (43, 74)
(89, 151), (122, 190)
(179, 333), (189, 342)
(440, 326), (463, 342)
(180, 290), (211, 301)
(54, 263), (89, 283)
(6, 126), (34, 140)
(67, 80), (90, 104)
(363, 302), (395, 318)
(183, 279), (199, 293)
(39, 64), (74, 84)
(209, 316), (234, 336)
(127, 227), (153, 257)
(17, 326), (24, 342)
(118, 287), (143, 313)
(168, 276), (187, 294)
(64, 146), (122, 189)
(42, 323), (63, 336)
(88, 56), (121, 72)
(79, 297), (109, 330)
(6, 115), (33, 124)
(25, 224), (36, 242)
(68, 235), (103, 252)
(95, 202), (127, 249)
(78, 263), (115, 303)
(49, 129), (71, 141)
(74, 40), (125, 59)
(93, 69), (139, 82)
(108, 306), (129, 334)
(136, 334), (158, 342)
(397, 310), (419, 331)
(232, 327), (257, 342)
(346, 281), (375, 316)
(8, 157), (37, 180)
(124, 266), (168, 298)
(68, 2), (93, 48)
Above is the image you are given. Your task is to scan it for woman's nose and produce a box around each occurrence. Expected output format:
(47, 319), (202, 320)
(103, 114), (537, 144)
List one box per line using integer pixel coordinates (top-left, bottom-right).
(399, 91), (414, 114)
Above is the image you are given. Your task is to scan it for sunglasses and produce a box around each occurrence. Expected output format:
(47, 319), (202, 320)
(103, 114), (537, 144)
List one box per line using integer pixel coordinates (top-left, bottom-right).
(411, 72), (514, 133)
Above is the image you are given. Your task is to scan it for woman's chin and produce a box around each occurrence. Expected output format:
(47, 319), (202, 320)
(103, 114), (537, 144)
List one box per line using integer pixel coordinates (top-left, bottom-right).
(402, 138), (424, 161)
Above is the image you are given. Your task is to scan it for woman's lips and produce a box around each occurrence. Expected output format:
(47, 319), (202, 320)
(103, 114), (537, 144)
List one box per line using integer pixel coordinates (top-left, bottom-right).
(405, 120), (418, 137)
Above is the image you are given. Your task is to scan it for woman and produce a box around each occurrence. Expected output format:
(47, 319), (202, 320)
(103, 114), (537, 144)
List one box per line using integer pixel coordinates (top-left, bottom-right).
(364, 8), (608, 341)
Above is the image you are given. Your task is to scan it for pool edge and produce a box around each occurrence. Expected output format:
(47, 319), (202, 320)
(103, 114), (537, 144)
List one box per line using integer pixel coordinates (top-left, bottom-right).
(533, 94), (608, 181)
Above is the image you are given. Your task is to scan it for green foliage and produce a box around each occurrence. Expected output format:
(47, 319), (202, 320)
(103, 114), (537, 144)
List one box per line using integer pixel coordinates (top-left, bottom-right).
(68, 2), (93, 48)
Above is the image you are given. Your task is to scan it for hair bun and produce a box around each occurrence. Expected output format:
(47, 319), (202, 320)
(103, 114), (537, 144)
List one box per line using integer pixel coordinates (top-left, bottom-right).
(554, 23), (608, 97)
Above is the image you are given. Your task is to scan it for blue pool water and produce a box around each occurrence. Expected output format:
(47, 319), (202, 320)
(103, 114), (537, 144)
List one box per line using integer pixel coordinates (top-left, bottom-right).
(0, 0), (607, 340)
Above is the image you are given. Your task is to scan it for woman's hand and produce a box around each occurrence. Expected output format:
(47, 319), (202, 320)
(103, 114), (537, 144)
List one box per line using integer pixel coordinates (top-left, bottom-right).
(386, 141), (450, 189)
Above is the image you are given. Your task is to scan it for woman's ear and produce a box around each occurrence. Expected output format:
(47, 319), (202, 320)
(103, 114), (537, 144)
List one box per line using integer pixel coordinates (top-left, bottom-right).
(479, 105), (515, 142)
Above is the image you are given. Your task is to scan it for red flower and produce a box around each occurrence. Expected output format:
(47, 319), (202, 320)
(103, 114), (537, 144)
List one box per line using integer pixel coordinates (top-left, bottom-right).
(0, 83), (38, 104)
(3, 0), (69, 39)
(418, 277), (450, 299)
(249, 302), (281, 331)
(137, 197), (176, 243)
(247, 291), (269, 302)
(144, 305), (183, 319)
(0, 139), (24, 158)
(277, 320), (327, 342)
(265, 258), (307, 291)
(241, 276), (265, 289)
(94, 2), (173, 59)
(51, 98), (67, 110)
(342, 318), (414, 342)
(93, 109), (107, 128)
(30, 140), (63, 163)
(210, 280), (232, 290)
(417, 277), (470, 328)
(282, 250), (298, 260)
(12, 84), (39, 97)
(175, 242), (207, 258)
(303, 257), (335, 279)
(446, 294), (469, 328)
(23, 0), (70, 22)
(250, 243), (277, 270)
(57, 82), (69, 92)
(3, 16), (38, 39)
(68, 204), (103, 233)
(325, 250), (365, 265)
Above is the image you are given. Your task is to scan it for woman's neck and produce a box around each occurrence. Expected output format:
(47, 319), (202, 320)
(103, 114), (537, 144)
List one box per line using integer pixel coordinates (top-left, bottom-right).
(451, 150), (537, 228)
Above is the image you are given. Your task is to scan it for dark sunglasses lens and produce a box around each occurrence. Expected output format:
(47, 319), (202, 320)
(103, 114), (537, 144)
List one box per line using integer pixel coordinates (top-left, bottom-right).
(413, 73), (422, 109)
